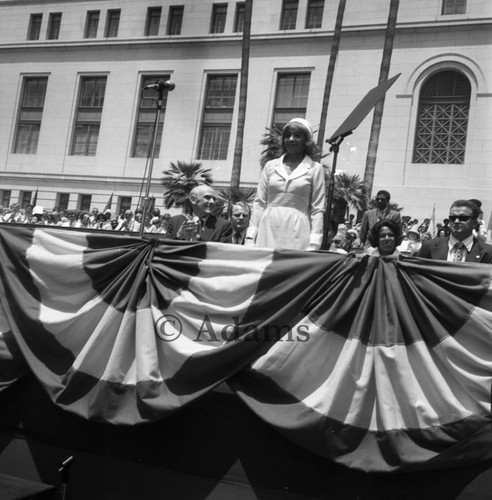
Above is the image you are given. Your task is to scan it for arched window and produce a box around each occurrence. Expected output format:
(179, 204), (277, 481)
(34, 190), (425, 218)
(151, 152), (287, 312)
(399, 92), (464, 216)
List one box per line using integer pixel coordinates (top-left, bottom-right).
(413, 70), (471, 164)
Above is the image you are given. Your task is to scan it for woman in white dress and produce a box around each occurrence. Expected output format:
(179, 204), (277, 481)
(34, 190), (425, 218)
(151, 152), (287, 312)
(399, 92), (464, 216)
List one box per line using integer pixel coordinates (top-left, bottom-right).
(246, 118), (326, 251)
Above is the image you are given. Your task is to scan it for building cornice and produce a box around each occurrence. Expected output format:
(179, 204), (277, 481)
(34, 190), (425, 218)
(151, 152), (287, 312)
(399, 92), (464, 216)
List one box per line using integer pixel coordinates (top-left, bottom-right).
(0, 18), (490, 51)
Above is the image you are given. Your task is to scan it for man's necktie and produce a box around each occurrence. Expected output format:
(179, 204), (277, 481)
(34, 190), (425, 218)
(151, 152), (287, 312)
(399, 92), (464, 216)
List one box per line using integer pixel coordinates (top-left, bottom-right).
(233, 233), (242, 245)
(453, 242), (465, 262)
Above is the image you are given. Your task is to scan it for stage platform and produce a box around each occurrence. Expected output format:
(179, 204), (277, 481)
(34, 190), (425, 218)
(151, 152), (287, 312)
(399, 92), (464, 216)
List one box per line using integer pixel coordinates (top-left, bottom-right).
(0, 376), (491, 500)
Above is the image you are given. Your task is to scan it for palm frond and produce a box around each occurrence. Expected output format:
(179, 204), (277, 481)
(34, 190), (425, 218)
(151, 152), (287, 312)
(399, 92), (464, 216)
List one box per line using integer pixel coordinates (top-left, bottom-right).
(161, 161), (213, 209)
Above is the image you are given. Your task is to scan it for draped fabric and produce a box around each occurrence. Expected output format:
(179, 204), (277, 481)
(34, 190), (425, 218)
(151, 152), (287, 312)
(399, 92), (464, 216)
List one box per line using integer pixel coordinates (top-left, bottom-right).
(0, 225), (491, 472)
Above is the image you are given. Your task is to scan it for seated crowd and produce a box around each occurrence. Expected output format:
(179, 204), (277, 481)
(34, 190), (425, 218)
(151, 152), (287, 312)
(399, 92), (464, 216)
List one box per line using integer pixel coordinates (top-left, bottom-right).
(0, 191), (489, 260)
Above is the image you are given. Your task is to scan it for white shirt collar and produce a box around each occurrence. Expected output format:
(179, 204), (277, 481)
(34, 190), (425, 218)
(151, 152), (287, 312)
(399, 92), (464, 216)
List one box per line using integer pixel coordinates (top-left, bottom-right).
(448, 234), (474, 252)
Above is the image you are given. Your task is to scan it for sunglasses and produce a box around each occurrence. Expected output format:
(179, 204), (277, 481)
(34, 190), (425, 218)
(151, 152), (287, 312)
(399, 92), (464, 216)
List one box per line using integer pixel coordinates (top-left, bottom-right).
(448, 215), (473, 222)
(375, 198), (387, 202)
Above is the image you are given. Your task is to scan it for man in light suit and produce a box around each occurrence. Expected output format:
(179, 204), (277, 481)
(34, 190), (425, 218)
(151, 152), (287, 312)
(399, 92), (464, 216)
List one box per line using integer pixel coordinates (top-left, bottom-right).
(359, 190), (402, 247)
(418, 199), (492, 263)
(166, 185), (232, 243)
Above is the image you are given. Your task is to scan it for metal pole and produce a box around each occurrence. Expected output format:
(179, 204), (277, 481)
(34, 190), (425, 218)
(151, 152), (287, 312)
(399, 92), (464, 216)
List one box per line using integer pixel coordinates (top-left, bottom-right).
(139, 94), (162, 237)
(138, 80), (175, 236)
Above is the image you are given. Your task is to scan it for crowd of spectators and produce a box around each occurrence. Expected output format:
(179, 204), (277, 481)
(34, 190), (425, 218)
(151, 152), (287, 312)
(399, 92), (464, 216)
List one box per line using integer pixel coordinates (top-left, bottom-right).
(0, 204), (172, 234)
(1, 199), (488, 255)
(328, 212), (488, 255)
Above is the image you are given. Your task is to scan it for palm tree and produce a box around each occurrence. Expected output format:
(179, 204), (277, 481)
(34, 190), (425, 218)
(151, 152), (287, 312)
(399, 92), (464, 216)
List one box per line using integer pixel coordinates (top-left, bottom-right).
(230, 0), (253, 190)
(317, 0), (347, 149)
(259, 125), (284, 168)
(326, 170), (368, 231)
(363, 0), (400, 197)
(218, 186), (256, 217)
(219, 186), (256, 205)
(161, 161), (213, 211)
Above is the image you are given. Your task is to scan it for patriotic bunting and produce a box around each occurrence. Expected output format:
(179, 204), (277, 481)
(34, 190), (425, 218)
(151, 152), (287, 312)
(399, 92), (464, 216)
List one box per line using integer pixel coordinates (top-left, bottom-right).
(0, 225), (491, 472)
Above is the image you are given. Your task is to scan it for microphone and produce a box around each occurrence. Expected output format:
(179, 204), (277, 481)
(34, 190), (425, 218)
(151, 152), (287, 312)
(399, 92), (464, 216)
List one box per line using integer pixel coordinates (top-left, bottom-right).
(143, 80), (176, 91)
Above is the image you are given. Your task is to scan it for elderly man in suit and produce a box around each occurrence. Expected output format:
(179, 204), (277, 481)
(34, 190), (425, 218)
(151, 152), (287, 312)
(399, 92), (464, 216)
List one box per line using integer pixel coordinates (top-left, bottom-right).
(166, 185), (232, 243)
(418, 199), (492, 263)
(359, 190), (401, 248)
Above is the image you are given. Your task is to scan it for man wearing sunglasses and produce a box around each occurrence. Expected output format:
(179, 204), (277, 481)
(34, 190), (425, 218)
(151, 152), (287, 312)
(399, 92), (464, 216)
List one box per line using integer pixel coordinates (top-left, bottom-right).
(418, 199), (492, 263)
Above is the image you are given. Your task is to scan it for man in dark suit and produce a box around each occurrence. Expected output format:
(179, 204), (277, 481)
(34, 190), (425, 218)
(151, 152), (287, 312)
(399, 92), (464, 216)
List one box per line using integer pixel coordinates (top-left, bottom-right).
(230, 202), (250, 245)
(418, 199), (492, 263)
(360, 190), (402, 247)
(166, 185), (232, 243)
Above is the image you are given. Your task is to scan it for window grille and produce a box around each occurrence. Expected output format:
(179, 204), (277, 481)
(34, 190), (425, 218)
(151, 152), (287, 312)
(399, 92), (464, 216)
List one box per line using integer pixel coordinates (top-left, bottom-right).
(413, 70), (470, 164)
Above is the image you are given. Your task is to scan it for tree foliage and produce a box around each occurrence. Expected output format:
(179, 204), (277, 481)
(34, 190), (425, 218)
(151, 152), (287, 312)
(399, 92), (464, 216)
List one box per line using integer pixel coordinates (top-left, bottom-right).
(161, 161), (213, 210)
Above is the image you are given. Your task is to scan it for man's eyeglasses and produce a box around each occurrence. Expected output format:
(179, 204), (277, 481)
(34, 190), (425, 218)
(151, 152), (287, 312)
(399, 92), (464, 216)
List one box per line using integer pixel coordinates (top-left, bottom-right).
(448, 215), (473, 222)
(376, 198), (387, 202)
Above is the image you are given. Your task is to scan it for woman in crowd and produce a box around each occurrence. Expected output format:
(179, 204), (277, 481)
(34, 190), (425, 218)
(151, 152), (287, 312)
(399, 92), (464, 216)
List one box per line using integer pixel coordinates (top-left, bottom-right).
(368, 219), (403, 257)
(246, 118), (325, 251)
(397, 224), (421, 254)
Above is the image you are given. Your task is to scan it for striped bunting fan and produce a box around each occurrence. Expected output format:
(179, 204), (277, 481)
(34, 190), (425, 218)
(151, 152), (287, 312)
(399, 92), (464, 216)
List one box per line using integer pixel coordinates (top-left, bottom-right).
(0, 225), (491, 472)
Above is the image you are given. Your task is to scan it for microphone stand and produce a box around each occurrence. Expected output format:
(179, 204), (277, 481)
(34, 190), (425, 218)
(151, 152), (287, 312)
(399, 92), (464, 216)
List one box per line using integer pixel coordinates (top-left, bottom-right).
(139, 82), (173, 238)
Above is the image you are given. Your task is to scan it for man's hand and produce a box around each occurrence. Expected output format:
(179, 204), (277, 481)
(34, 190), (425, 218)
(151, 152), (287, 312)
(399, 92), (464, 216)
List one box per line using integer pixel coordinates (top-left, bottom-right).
(177, 217), (200, 241)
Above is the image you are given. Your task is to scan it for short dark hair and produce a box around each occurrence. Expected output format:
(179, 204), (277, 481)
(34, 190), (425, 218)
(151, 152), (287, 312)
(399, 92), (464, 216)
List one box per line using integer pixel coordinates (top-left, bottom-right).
(376, 190), (391, 201)
(450, 199), (480, 220)
(367, 219), (403, 248)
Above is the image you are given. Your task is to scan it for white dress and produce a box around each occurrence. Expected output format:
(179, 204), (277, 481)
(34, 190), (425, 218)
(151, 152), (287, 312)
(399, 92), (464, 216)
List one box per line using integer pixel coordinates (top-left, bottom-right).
(247, 155), (326, 250)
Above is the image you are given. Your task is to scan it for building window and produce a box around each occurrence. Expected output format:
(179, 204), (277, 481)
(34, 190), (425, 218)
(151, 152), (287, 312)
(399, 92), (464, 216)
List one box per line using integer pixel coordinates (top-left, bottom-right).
(105, 9), (120, 37)
(1, 191), (11, 208)
(79, 194), (92, 211)
(198, 74), (238, 160)
(234, 3), (245, 33)
(27, 14), (42, 40)
(167, 6), (184, 35)
(413, 70), (470, 165)
(84, 11), (100, 38)
(20, 191), (32, 209)
(119, 196), (132, 214)
(280, 0), (298, 30)
(306, 0), (323, 29)
(271, 73), (310, 128)
(132, 75), (170, 158)
(71, 76), (107, 156)
(210, 4), (227, 33)
(145, 7), (162, 36)
(13, 77), (48, 154)
(442, 0), (466, 15)
(47, 13), (62, 40)
(57, 193), (70, 210)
